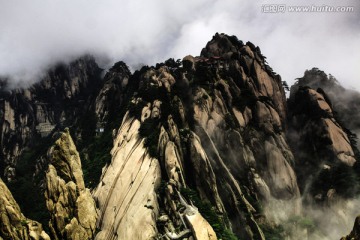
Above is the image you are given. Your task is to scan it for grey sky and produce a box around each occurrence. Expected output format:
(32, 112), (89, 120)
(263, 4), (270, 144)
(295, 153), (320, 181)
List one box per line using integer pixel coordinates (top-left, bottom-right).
(0, 0), (359, 89)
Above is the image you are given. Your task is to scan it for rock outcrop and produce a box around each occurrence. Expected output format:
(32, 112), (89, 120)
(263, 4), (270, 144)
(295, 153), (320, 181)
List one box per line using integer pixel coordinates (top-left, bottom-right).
(90, 33), (304, 239)
(288, 86), (358, 199)
(196, 33), (300, 203)
(95, 61), (131, 123)
(0, 56), (103, 181)
(45, 129), (97, 240)
(291, 68), (360, 148)
(93, 113), (162, 240)
(0, 178), (50, 240)
(289, 86), (356, 166)
(177, 192), (217, 240)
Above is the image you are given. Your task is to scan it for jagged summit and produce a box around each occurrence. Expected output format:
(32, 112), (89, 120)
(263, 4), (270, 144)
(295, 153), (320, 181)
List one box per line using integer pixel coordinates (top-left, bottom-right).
(201, 33), (265, 59)
(200, 33), (273, 75)
(201, 33), (244, 58)
(291, 67), (360, 149)
(288, 86), (357, 197)
(45, 128), (97, 240)
(292, 67), (341, 91)
(108, 60), (130, 73)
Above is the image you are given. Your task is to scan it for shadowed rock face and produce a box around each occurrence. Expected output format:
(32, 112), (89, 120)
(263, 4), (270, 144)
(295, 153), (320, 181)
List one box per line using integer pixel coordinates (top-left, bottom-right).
(196, 33), (299, 202)
(288, 86), (357, 199)
(0, 178), (50, 240)
(289, 87), (356, 166)
(95, 61), (131, 123)
(291, 68), (360, 148)
(0, 56), (103, 182)
(45, 129), (97, 240)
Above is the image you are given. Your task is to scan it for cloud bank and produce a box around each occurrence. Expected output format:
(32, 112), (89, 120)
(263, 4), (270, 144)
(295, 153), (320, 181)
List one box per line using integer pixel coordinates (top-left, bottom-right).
(0, 0), (359, 89)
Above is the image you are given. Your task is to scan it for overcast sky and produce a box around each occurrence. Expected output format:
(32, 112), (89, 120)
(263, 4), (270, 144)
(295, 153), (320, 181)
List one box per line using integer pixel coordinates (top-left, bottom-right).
(0, 0), (359, 89)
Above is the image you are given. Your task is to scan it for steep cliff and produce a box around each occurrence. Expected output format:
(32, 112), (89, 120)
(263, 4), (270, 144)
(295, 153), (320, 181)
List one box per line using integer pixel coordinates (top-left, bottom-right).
(288, 86), (358, 199)
(0, 178), (50, 240)
(95, 61), (131, 123)
(0, 56), (133, 231)
(291, 68), (360, 148)
(45, 129), (97, 240)
(0, 56), (103, 182)
(93, 113), (162, 239)
(91, 33), (303, 240)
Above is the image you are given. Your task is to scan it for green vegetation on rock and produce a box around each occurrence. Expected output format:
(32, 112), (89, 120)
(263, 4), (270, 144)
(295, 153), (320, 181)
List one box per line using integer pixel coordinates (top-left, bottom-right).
(181, 187), (238, 240)
(7, 137), (52, 233)
(81, 130), (112, 189)
(138, 118), (161, 158)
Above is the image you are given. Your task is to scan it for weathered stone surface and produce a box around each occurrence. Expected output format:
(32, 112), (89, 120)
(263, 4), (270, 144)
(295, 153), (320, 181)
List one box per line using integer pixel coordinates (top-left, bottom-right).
(95, 61), (130, 122)
(0, 56), (103, 181)
(291, 67), (360, 149)
(45, 129), (97, 240)
(288, 86), (357, 198)
(187, 33), (300, 238)
(178, 193), (217, 240)
(0, 178), (50, 240)
(187, 213), (217, 240)
(189, 133), (225, 212)
(264, 138), (300, 200)
(165, 141), (185, 186)
(93, 114), (161, 240)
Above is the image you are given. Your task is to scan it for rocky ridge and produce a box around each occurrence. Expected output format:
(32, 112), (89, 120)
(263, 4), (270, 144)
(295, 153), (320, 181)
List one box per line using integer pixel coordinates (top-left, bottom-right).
(45, 129), (97, 240)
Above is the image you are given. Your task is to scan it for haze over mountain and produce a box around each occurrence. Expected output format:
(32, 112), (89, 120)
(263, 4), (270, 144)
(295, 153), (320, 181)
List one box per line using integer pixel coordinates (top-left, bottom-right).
(0, 0), (359, 90)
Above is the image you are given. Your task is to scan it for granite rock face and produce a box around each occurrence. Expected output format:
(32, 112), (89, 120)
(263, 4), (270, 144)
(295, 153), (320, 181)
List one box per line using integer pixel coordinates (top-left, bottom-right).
(0, 178), (50, 240)
(93, 114), (162, 240)
(291, 68), (360, 148)
(95, 61), (131, 123)
(89, 33), (304, 239)
(0, 56), (103, 181)
(45, 129), (97, 240)
(288, 86), (358, 200)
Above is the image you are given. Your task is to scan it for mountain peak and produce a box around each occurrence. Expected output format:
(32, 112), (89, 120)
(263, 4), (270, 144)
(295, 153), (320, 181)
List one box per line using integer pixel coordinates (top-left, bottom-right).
(200, 33), (244, 58)
(109, 61), (131, 74)
(294, 67), (341, 90)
